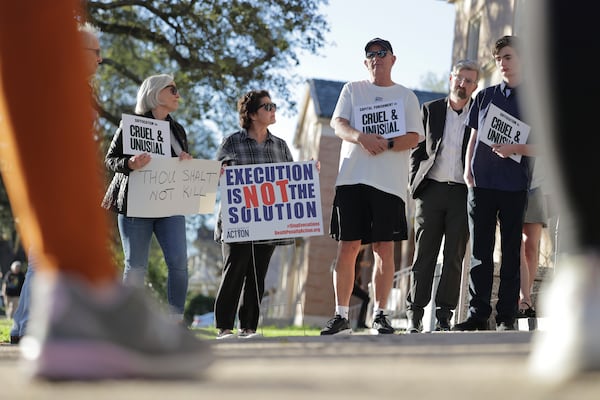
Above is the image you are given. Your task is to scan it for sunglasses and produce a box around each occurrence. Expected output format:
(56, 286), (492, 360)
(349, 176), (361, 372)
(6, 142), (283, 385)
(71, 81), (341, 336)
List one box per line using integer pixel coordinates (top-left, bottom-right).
(366, 50), (388, 59)
(258, 102), (277, 112)
(164, 85), (179, 95)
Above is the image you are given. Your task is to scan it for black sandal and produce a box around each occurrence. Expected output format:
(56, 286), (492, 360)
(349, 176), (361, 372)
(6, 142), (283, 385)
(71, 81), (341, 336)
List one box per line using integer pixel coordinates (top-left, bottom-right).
(516, 301), (536, 318)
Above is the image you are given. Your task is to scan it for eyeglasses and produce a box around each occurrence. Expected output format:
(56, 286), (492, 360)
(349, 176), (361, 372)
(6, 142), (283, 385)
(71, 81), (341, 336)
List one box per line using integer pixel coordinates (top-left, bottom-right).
(85, 48), (101, 57)
(365, 50), (388, 59)
(453, 75), (476, 85)
(164, 85), (179, 95)
(258, 103), (277, 112)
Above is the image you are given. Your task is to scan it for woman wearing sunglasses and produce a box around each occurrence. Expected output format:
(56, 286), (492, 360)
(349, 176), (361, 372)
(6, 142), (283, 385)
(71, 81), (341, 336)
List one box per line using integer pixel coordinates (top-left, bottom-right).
(102, 74), (193, 323)
(213, 89), (294, 339)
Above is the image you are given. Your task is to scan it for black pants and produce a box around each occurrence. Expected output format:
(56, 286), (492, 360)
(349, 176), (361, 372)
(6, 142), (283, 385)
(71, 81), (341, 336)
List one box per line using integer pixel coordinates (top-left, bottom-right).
(407, 181), (469, 322)
(214, 242), (275, 331)
(467, 187), (527, 325)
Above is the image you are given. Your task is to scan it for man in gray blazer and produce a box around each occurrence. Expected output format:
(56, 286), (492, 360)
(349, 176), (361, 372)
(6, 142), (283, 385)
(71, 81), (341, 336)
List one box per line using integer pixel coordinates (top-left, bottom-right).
(406, 59), (481, 332)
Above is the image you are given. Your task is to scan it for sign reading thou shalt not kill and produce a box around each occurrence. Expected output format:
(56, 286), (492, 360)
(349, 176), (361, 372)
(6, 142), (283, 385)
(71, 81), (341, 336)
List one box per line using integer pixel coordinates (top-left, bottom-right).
(121, 113), (171, 157)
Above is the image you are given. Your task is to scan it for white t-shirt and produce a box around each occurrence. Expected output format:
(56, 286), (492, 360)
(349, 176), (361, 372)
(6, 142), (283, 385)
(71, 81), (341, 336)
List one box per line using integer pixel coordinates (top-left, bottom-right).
(330, 80), (424, 201)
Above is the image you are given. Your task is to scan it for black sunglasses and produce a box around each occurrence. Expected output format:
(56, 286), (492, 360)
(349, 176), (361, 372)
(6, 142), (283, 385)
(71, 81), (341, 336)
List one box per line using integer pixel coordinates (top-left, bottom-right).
(164, 85), (179, 95)
(366, 50), (388, 59)
(258, 102), (277, 112)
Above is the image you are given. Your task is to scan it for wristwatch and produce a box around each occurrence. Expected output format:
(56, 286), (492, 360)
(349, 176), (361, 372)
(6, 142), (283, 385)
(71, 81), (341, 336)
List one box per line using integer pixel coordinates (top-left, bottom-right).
(387, 138), (394, 149)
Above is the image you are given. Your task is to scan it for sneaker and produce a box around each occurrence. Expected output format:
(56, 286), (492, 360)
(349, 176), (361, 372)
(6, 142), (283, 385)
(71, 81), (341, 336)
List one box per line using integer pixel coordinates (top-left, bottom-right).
(371, 311), (395, 334)
(406, 318), (422, 334)
(238, 329), (262, 339)
(216, 329), (236, 340)
(451, 317), (488, 331)
(496, 322), (516, 331)
(435, 318), (451, 332)
(320, 315), (352, 336)
(20, 272), (213, 380)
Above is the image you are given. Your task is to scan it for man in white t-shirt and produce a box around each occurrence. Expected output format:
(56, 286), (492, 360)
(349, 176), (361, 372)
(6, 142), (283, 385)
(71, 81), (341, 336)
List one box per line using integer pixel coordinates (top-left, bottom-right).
(321, 38), (424, 335)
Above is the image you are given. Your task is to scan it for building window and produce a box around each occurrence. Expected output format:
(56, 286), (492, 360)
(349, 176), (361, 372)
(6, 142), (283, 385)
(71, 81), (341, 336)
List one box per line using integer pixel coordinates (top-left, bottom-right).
(467, 17), (481, 61)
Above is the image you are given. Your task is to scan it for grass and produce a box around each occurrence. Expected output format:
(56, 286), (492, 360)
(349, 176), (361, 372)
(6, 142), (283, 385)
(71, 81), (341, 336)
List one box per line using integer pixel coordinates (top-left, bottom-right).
(0, 319), (11, 343)
(194, 325), (321, 340)
(0, 318), (321, 343)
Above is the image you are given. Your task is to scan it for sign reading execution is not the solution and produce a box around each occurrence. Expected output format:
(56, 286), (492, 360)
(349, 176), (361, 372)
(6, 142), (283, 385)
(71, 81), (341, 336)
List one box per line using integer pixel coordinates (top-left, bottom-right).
(220, 161), (323, 243)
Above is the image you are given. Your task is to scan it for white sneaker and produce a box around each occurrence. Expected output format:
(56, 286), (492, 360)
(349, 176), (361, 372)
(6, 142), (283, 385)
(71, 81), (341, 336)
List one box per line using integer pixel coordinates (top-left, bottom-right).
(238, 329), (262, 339)
(20, 272), (213, 380)
(216, 329), (236, 340)
(529, 253), (600, 383)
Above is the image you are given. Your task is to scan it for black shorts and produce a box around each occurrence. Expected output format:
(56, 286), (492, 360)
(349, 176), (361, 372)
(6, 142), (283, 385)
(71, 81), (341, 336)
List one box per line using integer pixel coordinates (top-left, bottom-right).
(329, 184), (407, 243)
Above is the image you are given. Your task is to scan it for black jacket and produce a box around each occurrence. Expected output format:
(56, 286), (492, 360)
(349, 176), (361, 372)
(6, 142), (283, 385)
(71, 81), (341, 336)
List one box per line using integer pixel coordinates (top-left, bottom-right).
(409, 97), (471, 199)
(101, 111), (189, 214)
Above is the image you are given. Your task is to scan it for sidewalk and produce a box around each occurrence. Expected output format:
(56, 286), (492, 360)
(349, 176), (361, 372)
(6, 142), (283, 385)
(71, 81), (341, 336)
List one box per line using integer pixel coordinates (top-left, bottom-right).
(0, 331), (598, 399)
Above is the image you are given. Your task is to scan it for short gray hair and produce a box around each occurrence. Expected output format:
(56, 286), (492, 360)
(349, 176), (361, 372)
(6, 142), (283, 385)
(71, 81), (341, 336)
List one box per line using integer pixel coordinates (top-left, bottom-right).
(452, 59), (481, 80)
(135, 74), (174, 114)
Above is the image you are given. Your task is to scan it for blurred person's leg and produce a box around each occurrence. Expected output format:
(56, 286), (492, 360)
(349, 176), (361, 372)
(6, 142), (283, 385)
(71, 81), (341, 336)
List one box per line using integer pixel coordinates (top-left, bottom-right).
(525, 0), (600, 383)
(10, 260), (35, 344)
(0, 0), (212, 380)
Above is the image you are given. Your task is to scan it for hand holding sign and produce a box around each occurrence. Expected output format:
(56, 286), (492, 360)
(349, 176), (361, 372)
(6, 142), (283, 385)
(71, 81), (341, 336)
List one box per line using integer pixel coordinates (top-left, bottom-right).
(128, 152), (152, 170)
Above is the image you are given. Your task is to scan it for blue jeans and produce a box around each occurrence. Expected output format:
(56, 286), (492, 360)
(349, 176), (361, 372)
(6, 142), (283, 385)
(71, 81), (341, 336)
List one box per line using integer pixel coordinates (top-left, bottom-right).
(10, 258), (35, 337)
(118, 214), (188, 314)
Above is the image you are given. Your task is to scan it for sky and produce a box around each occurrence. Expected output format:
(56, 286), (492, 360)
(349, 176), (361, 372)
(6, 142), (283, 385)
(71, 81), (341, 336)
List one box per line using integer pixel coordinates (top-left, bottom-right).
(271, 0), (456, 153)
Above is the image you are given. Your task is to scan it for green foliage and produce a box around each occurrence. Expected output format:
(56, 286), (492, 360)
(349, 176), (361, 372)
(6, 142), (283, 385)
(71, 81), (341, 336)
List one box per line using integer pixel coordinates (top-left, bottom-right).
(184, 292), (215, 325)
(85, 0), (330, 159)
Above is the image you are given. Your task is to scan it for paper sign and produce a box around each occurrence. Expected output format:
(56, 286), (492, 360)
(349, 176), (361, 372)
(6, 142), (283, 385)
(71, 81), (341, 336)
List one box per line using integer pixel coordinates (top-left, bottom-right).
(220, 161), (324, 243)
(353, 99), (406, 139)
(127, 157), (220, 217)
(479, 103), (530, 162)
(121, 113), (171, 157)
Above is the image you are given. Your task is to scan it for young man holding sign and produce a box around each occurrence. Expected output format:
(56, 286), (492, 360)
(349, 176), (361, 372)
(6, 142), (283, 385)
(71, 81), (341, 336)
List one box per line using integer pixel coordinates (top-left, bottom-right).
(454, 36), (533, 332)
(321, 38), (423, 335)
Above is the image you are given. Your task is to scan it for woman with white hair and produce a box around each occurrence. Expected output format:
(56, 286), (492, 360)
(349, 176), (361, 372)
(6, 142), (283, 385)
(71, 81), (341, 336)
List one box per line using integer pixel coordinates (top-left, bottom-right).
(102, 74), (192, 323)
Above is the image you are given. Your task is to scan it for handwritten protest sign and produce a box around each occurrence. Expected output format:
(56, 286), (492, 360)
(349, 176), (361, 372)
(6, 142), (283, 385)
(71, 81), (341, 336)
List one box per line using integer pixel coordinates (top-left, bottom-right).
(220, 161), (324, 243)
(127, 158), (220, 217)
(479, 103), (530, 162)
(121, 113), (171, 157)
(353, 99), (406, 139)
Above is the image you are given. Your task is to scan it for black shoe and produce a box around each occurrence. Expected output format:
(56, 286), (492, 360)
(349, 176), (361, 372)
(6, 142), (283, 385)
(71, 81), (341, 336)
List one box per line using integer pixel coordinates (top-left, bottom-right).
(435, 318), (451, 331)
(516, 302), (537, 319)
(372, 311), (395, 334)
(10, 335), (21, 345)
(406, 318), (422, 334)
(496, 322), (516, 331)
(320, 315), (352, 336)
(452, 318), (488, 331)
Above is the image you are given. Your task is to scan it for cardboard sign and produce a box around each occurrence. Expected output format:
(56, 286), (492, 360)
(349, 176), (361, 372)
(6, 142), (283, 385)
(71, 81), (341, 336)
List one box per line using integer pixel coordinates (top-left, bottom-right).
(121, 113), (171, 157)
(220, 161), (324, 243)
(353, 99), (406, 139)
(479, 103), (530, 162)
(127, 157), (220, 217)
